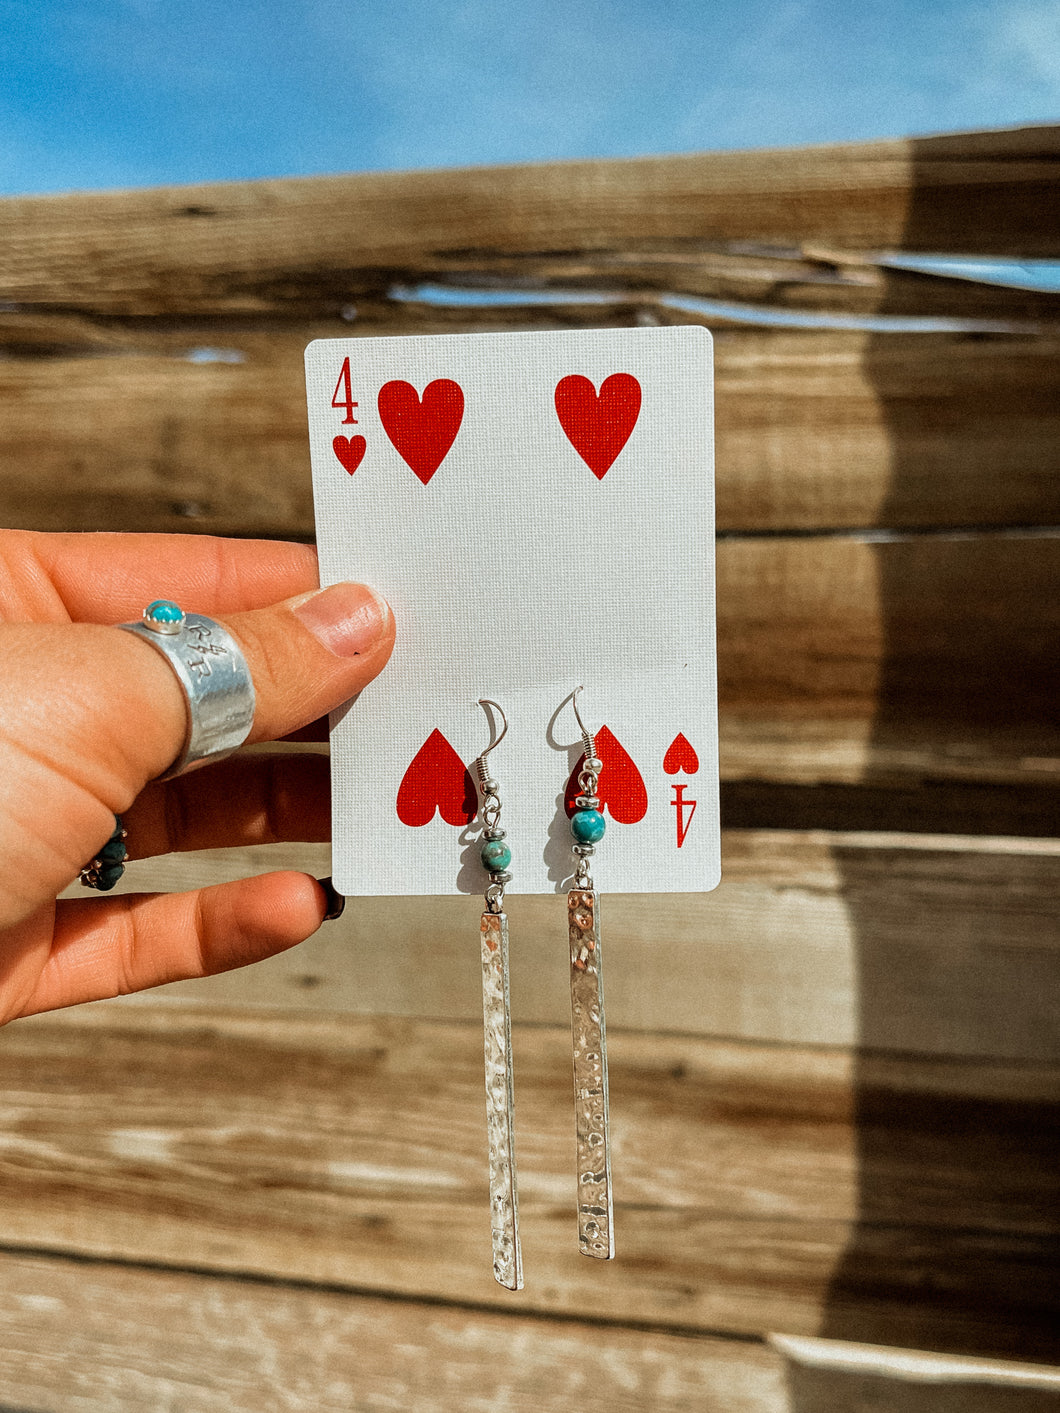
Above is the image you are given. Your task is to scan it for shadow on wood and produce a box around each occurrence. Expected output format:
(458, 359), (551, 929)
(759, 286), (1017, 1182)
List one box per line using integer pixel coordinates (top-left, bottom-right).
(776, 1336), (1060, 1413)
(821, 128), (1060, 1363)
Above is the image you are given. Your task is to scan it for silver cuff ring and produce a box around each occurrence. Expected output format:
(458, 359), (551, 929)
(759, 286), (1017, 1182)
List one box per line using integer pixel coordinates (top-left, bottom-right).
(118, 600), (256, 780)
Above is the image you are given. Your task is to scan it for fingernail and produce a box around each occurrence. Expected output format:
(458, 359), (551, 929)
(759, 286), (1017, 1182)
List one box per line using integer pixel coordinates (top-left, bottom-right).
(317, 877), (346, 921)
(292, 582), (390, 658)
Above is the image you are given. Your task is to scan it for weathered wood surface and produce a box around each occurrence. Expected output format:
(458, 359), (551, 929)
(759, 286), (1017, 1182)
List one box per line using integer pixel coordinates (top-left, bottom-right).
(2, 321), (1057, 535)
(95, 829), (1060, 1063)
(0, 1254), (1056, 1413)
(0, 1251), (788, 1413)
(1, 128), (1058, 1399)
(772, 1337), (1060, 1413)
(1, 126), (1057, 320)
(1, 1003), (1057, 1362)
(720, 778), (1060, 837)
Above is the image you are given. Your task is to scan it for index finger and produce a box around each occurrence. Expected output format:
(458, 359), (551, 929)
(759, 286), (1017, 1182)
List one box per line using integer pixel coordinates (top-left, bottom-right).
(15, 531), (320, 624)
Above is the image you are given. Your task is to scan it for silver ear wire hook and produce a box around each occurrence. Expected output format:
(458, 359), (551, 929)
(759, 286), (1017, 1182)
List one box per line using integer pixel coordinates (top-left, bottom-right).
(475, 698), (512, 910)
(476, 698), (508, 793)
(571, 685), (596, 762)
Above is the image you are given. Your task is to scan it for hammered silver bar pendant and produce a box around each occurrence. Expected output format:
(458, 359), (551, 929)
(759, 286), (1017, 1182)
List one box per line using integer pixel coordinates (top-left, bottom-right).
(568, 887), (615, 1259)
(480, 909), (523, 1290)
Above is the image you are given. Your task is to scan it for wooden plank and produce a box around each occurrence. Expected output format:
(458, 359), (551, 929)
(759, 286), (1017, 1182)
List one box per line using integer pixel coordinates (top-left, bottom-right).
(1, 127), (1057, 319)
(409, 253), (1060, 323)
(102, 830), (1060, 1063)
(720, 779), (1060, 838)
(2, 247), (1058, 329)
(713, 327), (1060, 532)
(0, 1251), (787, 1413)
(772, 1336), (1060, 1413)
(1, 1003), (1056, 1360)
(717, 535), (1060, 785)
(2, 321), (1056, 535)
(0, 1252), (1056, 1413)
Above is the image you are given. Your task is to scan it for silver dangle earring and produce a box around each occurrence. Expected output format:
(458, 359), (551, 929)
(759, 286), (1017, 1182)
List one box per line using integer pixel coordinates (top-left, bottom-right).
(474, 700), (523, 1291)
(567, 686), (615, 1260)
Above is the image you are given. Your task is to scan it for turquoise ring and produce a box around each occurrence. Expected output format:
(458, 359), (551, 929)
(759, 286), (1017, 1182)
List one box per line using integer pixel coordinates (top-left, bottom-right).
(118, 601), (256, 780)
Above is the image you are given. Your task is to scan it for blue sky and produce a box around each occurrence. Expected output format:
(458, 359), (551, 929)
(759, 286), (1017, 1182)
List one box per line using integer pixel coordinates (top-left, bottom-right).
(1, 0), (1057, 196)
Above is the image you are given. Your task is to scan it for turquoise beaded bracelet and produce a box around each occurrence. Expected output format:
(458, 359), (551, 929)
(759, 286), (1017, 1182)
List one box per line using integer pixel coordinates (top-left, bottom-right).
(79, 815), (127, 891)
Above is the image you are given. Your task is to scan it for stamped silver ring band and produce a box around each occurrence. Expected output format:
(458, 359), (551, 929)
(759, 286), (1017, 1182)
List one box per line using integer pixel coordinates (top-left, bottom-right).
(117, 602), (256, 780)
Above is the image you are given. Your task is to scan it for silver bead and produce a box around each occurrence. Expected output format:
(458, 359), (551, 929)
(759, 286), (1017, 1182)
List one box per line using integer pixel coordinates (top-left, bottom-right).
(575, 795), (600, 810)
(586, 757), (603, 773)
(485, 828), (507, 840)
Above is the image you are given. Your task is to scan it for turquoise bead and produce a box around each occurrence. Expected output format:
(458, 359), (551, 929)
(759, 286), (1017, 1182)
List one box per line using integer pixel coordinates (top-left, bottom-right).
(99, 837), (127, 865)
(570, 809), (606, 844)
(481, 839), (512, 872)
(80, 813), (126, 893)
(145, 599), (183, 623)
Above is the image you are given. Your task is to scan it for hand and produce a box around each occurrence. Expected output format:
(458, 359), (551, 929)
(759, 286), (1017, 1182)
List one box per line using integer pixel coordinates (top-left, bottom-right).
(0, 529), (395, 1023)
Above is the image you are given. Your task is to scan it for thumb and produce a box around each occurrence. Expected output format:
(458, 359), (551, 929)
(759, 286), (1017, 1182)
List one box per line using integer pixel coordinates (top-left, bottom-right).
(225, 581), (395, 747)
(122, 581), (396, 779)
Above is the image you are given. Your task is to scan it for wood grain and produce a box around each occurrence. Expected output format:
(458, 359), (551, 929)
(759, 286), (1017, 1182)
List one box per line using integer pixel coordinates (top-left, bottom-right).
(0, 1252), (1056, 1413)
(1, 127), (1057, 320)
(714, 326), (1060, 532)
(773, 1336), (1060, 1413)
(0, 1252), (786, 1413)
(410, 251), (1060, 322)
(717, 535), (1060, 784)
(1, 319), (1057, 535)
(2, 247), (1059, 328)
(0, 1003), (1056, 1360)
(720, 778), (1060, 838)
(95, 829), (1060, 1063)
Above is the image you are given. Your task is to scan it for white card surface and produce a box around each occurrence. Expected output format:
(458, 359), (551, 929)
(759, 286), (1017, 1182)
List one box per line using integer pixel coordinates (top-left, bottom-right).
(306, 326), (718, 896)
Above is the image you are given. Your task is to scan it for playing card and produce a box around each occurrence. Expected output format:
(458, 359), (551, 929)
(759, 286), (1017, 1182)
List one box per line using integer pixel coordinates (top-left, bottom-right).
(305, 326), (718, 895)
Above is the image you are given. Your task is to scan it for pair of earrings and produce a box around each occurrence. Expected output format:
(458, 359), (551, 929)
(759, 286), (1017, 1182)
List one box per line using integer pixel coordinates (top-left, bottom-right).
(473, 687), (613, 1292)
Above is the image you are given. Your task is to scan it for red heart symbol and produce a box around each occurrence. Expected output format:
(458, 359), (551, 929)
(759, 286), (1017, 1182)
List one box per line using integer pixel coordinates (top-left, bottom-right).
(554, 373), (641, 479)
(663, 732), (699, 775)
(377, 379), (464, 485)
(564, 725), (647, 824)
(396, 729), (477, 827)
(333, 434), (366, 474)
